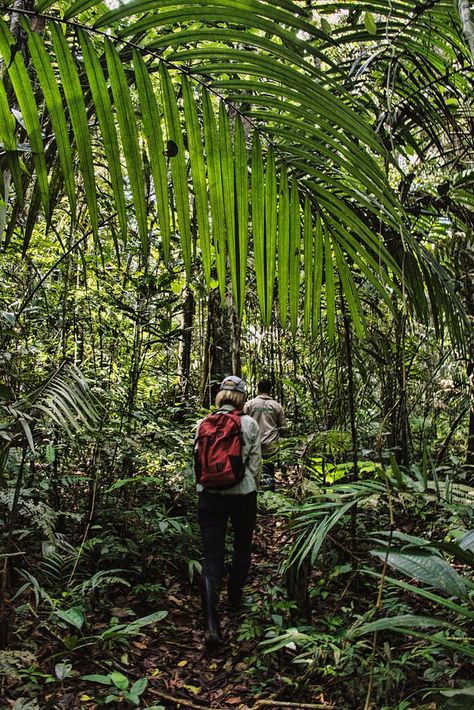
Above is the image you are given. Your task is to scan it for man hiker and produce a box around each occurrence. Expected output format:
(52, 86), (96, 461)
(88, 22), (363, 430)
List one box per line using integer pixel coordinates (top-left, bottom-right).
(244, 379), (287, 491)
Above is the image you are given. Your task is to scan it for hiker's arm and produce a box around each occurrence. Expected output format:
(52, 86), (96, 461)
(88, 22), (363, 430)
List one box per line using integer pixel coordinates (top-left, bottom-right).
(247, 424), (262, 486)
(278, 406), (288, 435)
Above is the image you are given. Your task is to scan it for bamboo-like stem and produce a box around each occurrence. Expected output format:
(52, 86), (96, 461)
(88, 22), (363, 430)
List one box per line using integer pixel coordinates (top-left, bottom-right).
(363, 469), (395, 710)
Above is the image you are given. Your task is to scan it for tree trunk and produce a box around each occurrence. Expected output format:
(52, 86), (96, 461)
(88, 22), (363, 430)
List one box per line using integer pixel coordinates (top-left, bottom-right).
(200, 288), (235, 407)
(453, 232), (474, 470)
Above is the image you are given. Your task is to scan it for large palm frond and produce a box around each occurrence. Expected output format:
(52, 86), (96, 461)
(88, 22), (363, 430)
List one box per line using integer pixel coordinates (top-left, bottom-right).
(0, 0), (471, 337)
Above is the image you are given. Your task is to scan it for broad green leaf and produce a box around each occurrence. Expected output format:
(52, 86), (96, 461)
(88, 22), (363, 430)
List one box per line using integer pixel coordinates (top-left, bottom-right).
(82, 674), (112, 686)
(202, 91), (226, 300)
(54, 663), (73, 681)
(50, 24), (97, 235)
(321, 18), (332, 35)
(352, 614), (454, 637)
(124, 693), (140, 706)
(252, 132), (265, 320)
(364, 11), (377, 35)
(133, 50), (170, 261)
(105, 38), (147, 252)
(111, 671), (129, 691)
(371, 549), (468, 598)
(460, 530), (474, 552)
(54, 607), (85, 630)
(365, 570), (474, 620)
(130, 677), (148, 695)
(100, 610), (167, 640)
(79, 31), (127, 243)
(234, 115), (249, 317)
(440, 686), (474, 699)
(278, 166), (290, 328)
(0, 20), (49, 214)
(159, 64), (191, 279)
(182, 75), (210, 285)
(288, 178), (300, 336)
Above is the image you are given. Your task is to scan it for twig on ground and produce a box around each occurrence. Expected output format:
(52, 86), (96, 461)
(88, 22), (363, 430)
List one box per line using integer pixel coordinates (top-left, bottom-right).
(148, 687), (215, 709)
(252, 701), (341, 709)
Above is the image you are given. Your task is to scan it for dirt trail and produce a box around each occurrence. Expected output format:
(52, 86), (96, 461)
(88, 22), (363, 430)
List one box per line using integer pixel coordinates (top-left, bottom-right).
(134, 514), (317, 710)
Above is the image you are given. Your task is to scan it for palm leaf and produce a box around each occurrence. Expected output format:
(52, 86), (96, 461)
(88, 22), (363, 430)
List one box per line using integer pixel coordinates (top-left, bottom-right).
(0, 19), (49, 215)
(252, 132), (265, 320)
(78, 30), (127, 243)
(182, 75), (211, 286)
(324, 229), (336, 343)
(26, 24), (75, 220)
(0, 70), (22, 203)
(219, 102), (236, 303)
(234, 115), (249, 317)
(277, 165), (290, 329)
(104, 38), (147, 252)
(202, 90), (226, 301)
(264, 147), (277, 327)
(133, 50), (170, 262)
(312, 213), (324, 338)
(159, 63), (191, 279)
(303, 195), (313, 335)
(50, 23), (97, 236)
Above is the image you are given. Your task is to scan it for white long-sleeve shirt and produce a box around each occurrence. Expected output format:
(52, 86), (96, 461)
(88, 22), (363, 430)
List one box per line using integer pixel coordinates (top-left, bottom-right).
(195, 404), (262, 495)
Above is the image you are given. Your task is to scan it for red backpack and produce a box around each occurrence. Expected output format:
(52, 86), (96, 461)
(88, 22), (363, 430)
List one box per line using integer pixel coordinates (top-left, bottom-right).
(194, 410), (246, 489)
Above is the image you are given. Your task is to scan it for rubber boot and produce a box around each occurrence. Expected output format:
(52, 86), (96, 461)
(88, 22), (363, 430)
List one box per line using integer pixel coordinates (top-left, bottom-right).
(227, 578), (243, 616)
(201, 576), (221, 650)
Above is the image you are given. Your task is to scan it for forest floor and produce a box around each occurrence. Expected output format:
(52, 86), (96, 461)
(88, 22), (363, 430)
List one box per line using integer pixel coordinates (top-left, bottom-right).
(2, 504), (337, 710)
(116, 510), (331, 710)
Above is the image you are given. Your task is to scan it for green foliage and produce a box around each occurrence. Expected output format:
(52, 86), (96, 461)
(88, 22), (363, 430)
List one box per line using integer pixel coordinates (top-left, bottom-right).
(82, 671), (148, 706)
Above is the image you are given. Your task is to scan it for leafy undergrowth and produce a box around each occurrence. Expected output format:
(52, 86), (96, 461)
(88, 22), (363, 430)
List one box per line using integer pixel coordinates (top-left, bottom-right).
(2, 470), (473, 710)
(1, 510), (334, 710)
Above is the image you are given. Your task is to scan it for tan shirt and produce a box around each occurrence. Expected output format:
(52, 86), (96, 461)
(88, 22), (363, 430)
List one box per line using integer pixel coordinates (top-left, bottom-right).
(244, 394), (287, 454)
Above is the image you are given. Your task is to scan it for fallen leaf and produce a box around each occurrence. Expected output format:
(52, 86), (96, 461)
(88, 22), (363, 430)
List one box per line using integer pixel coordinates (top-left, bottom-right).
(183, 684), (201, 695)
(227, 697), (242, 705)
(111, 607), (133, 618)
(177, 660), (188, 667)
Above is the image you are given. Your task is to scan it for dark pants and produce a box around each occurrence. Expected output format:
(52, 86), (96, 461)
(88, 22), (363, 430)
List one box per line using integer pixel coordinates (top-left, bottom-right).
(262, 460), (276, 491)
(197, 491), (257, 592)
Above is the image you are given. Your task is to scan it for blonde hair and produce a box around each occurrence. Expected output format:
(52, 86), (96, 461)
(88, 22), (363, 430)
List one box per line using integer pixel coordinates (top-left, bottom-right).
(215, 389), (245, 410)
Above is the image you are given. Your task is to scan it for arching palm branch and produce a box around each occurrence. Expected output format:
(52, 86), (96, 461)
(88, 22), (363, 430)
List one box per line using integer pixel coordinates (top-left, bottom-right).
(0, 0), (471, 339)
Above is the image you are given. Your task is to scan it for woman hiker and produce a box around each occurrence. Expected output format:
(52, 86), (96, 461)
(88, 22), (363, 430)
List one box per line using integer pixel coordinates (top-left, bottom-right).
(194, 375), (262, 649)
